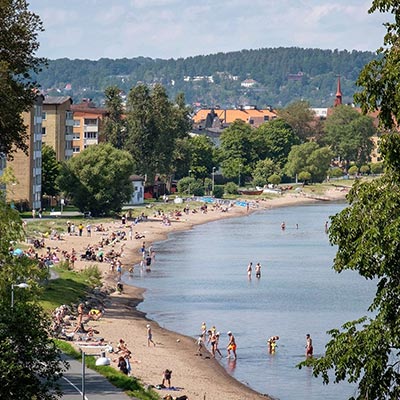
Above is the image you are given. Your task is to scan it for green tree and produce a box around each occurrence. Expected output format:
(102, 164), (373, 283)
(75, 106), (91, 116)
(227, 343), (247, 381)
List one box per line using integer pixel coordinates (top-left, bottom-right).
(0, 197), (66, 398)
(299, 133), (400, 400)
(125, 84), (190, 183)
(323, 105), (375, 169)
(348, 165), (359, 176)
(219, 120), (254, 180)
(101, 86), (126, 149)
(187, 135), (216, 180)
(252, 158), (281, 186)
(268, 173), (281, 185)
(253, 119), (300, 168)
(370, 162), (384, 174)
(57, 143), (134, 215)
(297, 171), (311, 183)
(355, 1), (400, 130)
(278, 100), (316, 142)
(285, 142), (333, 183)
(0, 0), (45, 157)
(41, 144), (60, 197)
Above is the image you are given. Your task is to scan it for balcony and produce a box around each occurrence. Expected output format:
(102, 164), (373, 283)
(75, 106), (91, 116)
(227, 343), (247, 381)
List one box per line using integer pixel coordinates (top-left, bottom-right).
(84, 125), (98, 133)
(84, 138), (98, 146)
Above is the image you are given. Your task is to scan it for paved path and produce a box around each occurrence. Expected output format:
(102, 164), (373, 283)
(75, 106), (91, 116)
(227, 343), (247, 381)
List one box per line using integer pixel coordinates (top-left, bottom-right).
(60, 355), (136, 400)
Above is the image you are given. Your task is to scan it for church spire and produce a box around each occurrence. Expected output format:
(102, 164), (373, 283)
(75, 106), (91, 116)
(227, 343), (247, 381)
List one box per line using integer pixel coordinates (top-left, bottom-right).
(334, 75), (342, 107)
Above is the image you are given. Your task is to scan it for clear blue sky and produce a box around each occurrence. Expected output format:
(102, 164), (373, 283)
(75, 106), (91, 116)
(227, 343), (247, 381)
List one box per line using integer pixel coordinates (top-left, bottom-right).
(31, 0), (391, 60)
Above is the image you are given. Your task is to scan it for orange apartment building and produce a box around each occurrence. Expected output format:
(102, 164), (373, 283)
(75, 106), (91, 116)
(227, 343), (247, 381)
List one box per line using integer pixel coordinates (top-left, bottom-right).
(42, 96), (74, 161)
(71, 99), (108, 155)
(7, 95), (44, 210)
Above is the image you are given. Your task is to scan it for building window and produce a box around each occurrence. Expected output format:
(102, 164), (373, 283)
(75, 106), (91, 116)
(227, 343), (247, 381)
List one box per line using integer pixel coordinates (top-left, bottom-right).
(84, 118), (98, 126)
(73, 119), (80, 127)
(73, 146), (80, 153)
(84, 132), (97, 139)
(42, 127), (46, 135)
(66, 111), (73, 120)
(264, 116), (269, 121)
(42, 112), (47, 120)
(73, 133), (80, 140)
(249, 119), (254, 125)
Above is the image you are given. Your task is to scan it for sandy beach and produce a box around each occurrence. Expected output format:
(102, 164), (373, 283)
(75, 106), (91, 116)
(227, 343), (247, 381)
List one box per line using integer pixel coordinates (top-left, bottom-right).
(46, 188), (347, 400)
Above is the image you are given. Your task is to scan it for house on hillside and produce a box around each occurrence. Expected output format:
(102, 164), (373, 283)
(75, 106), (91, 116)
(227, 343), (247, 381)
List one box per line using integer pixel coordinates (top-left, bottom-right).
(241, 79), (257, 88)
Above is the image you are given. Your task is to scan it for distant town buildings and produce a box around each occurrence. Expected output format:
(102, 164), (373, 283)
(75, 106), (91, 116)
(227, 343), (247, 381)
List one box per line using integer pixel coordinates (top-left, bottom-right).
(42, 96), (74, 161)
(71, 99), (108, 155)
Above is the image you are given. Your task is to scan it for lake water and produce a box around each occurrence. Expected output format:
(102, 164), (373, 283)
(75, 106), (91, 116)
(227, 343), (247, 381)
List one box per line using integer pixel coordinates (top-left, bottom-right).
(125, 203), (376, 400)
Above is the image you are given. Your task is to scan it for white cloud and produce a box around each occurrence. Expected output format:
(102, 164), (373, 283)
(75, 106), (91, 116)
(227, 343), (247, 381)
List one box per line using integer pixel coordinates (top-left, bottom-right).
(31, 0), (390, 60)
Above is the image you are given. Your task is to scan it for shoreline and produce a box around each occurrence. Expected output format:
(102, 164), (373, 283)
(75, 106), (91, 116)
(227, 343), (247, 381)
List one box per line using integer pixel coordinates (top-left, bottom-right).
(51, 189), (348, 399)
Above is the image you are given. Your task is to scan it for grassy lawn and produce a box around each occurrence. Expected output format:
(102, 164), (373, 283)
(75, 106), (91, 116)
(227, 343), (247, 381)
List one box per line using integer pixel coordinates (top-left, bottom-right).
(39, 264), (101, 313)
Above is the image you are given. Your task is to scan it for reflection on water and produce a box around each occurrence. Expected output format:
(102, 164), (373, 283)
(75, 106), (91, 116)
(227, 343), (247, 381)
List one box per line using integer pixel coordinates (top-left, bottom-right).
(128, 203), (375, 400)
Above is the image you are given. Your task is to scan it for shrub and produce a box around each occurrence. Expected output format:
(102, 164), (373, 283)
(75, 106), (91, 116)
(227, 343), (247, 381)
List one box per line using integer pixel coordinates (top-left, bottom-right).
(370, 162), (383, 174)
(330, 167), (344, 178)
(225, 182), (238, 195)
(213, 185), (224, 198)
(360, 165), (370, 174)
(348, 165), (359, 176)
(268, 174), (281, 185)
(298, 171), (311, 183)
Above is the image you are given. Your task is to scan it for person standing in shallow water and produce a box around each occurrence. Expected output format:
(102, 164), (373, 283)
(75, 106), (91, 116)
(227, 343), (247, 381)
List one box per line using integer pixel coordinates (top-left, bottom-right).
(255, 263), (261, 278)
(305, 333), (313, 358)
(226, 331), (237, 359)
(247, 262), (252, 279)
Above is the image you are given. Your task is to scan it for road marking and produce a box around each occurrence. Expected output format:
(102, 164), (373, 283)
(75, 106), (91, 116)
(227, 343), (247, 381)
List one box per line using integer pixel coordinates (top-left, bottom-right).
(62, 376), (88, 400)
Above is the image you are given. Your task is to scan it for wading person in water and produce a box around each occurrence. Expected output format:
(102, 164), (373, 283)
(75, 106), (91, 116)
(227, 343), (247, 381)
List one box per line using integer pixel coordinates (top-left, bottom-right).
(226, 331), (237, 359)
(305, 333), (313, 358)
(255, 263), (261, 278)
(247, 262), (252, 279)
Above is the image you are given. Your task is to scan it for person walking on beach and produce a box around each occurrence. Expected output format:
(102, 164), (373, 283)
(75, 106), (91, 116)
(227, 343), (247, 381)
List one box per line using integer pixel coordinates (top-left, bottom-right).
(147, 324), (156, 347)
(226, 331), (237, 359)
(281, 221), (286, 230)
(305, 333), (313, 358)
(247, 262), (252, 279)
(201, 322), (207, 342)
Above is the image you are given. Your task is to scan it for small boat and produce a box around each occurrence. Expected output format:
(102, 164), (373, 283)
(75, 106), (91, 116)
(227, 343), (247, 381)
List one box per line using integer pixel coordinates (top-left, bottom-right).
(238, 189), (263, 195)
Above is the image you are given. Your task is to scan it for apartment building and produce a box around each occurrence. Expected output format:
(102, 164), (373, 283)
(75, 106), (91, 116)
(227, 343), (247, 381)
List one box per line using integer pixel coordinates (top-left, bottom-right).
(42, 96), (74, 161)
(71, 99), (108, 155)
(7, 95), (44, 210)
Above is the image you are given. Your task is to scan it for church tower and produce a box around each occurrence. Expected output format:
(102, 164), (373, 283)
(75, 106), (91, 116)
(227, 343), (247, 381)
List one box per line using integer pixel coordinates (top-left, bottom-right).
(334, 75), (342, 107)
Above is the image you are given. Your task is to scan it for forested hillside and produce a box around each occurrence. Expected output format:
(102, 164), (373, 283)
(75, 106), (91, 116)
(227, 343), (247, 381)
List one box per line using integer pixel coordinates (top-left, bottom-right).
(35, 47), (376, 108)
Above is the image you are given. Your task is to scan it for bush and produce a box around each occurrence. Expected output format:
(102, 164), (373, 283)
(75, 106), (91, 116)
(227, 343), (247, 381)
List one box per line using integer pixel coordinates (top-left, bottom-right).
(330, 167), (344, 178)
(252, 176), (266, 187)
(360, 165), (370, 174)
(224, 182), (238, 194)
(268, 174), (281, 185)
(213, 185), (224, 198)
(370, 162), (384, 174)
(177, 177), (195, 194)
(348, 165), (359, 176)
(298, 171), (311, 183)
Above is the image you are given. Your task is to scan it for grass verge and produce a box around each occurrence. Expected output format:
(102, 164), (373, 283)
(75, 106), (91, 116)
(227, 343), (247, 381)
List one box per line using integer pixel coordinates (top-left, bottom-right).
(55, 340), (159, 400)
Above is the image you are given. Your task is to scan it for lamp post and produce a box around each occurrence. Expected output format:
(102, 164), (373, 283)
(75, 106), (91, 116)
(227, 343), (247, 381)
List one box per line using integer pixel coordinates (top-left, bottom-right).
(238, 164), (242, 187)
(78, 345), (111, 400)
(212, 167), (216, 196)
(11, 282), (29, 309)
(188, 169), (192, 195)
